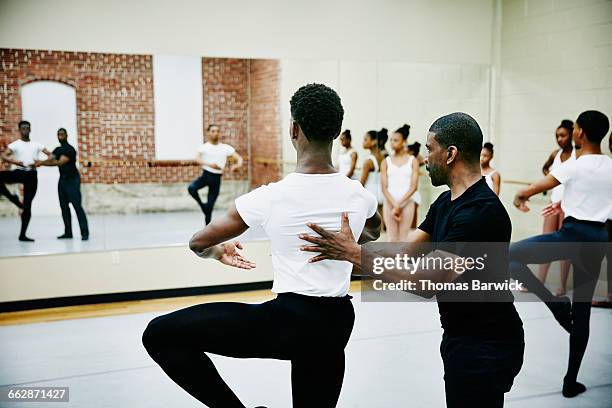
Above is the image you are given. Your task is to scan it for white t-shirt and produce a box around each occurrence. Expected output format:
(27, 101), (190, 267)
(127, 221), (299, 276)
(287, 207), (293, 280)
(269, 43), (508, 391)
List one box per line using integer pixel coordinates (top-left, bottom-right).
(8, 139), (45, 170)
(549, 148), (576, 203)
(550, 154), (612, 223)
(197, 142), (235, 174)
(235, 172), (378, 297)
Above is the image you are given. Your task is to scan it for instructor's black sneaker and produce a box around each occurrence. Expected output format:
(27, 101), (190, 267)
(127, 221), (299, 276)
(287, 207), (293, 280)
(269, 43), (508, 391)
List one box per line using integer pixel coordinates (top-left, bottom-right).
(549, 296), (572, 333)
(18, 235), (34, 242)
(562, 380), (586, 398)
(57, 234), (73, 239)
(81, 235), (89, 241)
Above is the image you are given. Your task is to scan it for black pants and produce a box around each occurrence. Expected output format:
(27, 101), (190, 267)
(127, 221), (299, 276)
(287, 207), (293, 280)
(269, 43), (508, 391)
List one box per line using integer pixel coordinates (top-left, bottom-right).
(509, 217), (607, 384)
(0, 169), (37, 237)
(441, 333), (524, 408)
(58, 175), (89, 237)
(188, 170), (222, 224)
(142, 292), (355, 408)
(606, 220), (612, 295)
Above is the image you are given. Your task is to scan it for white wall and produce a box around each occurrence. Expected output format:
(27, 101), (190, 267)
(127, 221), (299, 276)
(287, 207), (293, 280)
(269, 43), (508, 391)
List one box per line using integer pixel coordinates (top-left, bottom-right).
(153, 54), (203, 160)
(496, 0), (612, 183)
(280, 60), (492, 175)
(0, 0), (494, 64)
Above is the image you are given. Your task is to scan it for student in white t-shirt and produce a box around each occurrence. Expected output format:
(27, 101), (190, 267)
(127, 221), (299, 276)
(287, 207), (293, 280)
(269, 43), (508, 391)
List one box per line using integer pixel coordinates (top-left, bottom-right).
(0, 120), (52, 241)
(187, 124), (243, 224)
(143, 84), (381, 408)
(510, 110), (612, 399)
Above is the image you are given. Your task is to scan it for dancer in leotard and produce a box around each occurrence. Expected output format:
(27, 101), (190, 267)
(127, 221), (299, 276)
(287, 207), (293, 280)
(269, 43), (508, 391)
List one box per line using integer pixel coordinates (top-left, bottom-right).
(480, 142), (500, 196)
(336, 129), (357, 179)
(381, 124), (420, 241)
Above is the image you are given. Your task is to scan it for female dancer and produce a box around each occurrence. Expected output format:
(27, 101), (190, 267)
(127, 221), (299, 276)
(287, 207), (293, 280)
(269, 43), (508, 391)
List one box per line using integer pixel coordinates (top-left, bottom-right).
(361, 130), (385, 218)
(480, 142), (501, 196)
(381, 124), (420, 242)
(538, 120), (575, 295)
(336, 129), (357, 179)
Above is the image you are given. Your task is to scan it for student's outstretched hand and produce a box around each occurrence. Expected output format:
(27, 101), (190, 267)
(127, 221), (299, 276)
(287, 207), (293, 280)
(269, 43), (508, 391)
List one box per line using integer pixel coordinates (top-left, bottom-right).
(541, 201), (562, 217)
(218, 241), (256, 270)
(299, 212), (360, 264)
(513, 192), (530, 212)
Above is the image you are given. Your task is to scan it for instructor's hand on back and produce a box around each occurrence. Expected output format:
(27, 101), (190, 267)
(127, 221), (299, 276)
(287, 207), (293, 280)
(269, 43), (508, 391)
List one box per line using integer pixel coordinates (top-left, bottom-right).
(299, 212), (361, 265)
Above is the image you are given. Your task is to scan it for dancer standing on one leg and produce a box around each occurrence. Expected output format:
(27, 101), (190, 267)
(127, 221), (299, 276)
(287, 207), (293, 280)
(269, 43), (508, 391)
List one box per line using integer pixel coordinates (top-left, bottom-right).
(37, 128), (89, 240)
(381, 124), (420, 242)
(480, 142), (501, 196)
(510, 110), (612, 398)
(143, 84), (381, 408)
(336, 129), (357, 179)
(188, 124), (243, 225)
(537, 120), (575, 295)
(0, 120), (52, 242)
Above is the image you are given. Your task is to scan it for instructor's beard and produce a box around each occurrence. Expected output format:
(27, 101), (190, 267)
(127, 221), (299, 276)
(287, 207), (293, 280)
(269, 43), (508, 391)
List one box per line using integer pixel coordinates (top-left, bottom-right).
(426, 162), (448, 187)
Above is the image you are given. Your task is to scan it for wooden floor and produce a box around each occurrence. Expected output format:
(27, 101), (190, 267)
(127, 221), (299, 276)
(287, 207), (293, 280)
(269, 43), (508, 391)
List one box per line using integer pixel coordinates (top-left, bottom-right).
(0, 281), (363, 326)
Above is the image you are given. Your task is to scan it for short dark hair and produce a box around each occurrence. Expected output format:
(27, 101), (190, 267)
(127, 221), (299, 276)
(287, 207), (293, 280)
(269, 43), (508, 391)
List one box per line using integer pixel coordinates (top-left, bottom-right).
(57, 128), (67, 135)
(18, 120), (30, 128)
(429, 112), (483, 164)
(207, 124), (219, 131)
(576, 110), (609, 144)
(290, 83), (344, 142)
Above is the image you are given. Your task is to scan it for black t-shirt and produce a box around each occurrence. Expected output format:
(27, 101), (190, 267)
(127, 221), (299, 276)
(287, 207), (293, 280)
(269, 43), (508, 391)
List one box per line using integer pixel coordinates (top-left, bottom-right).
(52, 143), (79, 179)
(419, 178), (523, 339)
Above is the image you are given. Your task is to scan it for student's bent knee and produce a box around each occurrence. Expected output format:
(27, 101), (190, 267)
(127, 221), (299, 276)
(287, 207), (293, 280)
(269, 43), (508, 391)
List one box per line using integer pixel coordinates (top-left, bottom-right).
(142, 316), (165, 352)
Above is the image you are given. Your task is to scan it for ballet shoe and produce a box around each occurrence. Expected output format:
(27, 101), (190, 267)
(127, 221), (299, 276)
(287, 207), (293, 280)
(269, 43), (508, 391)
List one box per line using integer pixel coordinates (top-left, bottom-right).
(562, 380), (586, 398)
(18, 235), (34, 242)
(549, 296), (572, 333)
(555, 287), (567, 297)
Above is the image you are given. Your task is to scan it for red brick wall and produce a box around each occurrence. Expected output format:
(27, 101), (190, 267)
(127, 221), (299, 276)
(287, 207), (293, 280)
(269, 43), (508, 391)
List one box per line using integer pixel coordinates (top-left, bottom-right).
(0, 49), (281, 185)
(202, 58), (249, 182)
(249, 59), (282, 187)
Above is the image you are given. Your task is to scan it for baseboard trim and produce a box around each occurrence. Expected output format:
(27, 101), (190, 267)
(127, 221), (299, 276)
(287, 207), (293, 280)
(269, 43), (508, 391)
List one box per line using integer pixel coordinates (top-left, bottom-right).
(0, 281), (274, 313)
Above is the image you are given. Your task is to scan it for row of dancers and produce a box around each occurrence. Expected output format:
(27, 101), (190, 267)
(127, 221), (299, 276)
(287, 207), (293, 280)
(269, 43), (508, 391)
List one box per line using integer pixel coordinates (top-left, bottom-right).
(142, 83), (612, 408)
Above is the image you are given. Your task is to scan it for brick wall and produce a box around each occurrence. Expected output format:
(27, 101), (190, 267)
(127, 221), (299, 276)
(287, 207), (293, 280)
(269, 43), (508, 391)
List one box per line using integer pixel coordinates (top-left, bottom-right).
(202, 58), (249, 182)
(249, 59), (282, 187)
(0, 49), (282, 185)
